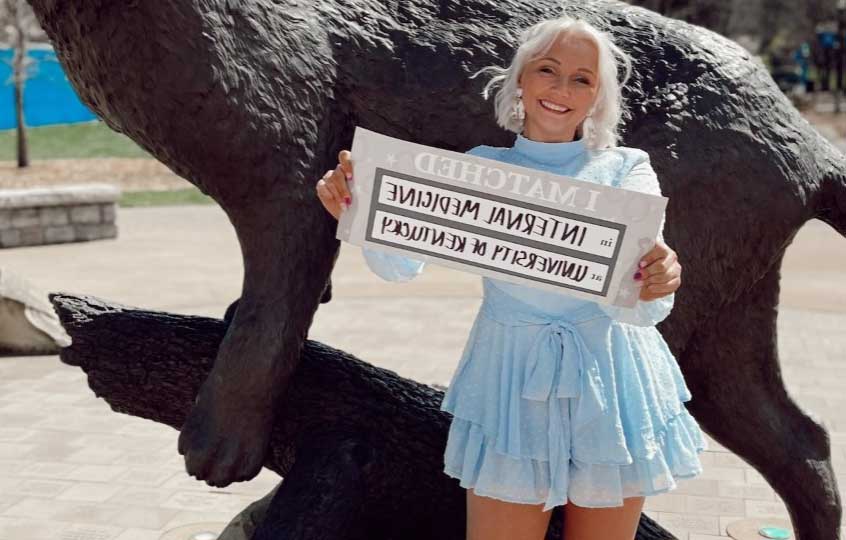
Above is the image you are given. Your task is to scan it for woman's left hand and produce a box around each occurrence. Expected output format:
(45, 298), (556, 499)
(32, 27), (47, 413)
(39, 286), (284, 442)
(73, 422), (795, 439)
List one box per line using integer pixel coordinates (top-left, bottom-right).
(635, 239), (682, 302)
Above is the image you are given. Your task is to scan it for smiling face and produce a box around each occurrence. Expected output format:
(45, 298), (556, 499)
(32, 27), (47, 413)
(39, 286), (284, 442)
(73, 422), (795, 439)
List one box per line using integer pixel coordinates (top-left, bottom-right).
(518, 34), (600, 143)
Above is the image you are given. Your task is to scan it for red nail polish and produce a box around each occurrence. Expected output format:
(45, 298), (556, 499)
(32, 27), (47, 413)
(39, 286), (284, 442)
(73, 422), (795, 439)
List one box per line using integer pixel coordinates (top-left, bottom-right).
(345, 196), (351, 205)
(634, 271), (642, 280)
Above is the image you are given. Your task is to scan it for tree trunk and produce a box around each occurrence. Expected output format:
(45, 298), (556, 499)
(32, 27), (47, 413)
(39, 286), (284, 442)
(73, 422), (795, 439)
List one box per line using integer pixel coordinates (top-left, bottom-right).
(50, 292), (678, 540)
(11, 0), (28, 168)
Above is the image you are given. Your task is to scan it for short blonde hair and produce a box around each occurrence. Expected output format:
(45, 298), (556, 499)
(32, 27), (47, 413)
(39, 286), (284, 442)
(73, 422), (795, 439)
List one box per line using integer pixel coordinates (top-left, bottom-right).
(472, 16), (634, 150)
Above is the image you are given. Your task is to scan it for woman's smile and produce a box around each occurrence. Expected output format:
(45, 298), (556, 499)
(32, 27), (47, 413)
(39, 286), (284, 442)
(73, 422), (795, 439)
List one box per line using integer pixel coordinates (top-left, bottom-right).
(539, 99), (571, 114)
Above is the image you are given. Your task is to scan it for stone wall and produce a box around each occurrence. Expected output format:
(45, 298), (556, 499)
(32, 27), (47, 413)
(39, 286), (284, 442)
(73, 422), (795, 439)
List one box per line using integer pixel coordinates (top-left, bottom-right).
(0, 184), (120, 248)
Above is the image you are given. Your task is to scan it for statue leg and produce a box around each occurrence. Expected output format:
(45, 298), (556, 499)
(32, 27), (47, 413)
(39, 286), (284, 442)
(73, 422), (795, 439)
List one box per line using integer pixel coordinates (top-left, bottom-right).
(178, 187), (341, 487)
(682, 268), (841, 540)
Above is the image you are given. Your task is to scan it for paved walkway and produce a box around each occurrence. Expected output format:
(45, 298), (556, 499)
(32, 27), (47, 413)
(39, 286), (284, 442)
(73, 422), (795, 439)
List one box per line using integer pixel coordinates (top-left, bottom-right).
(0, 205), (844, 540)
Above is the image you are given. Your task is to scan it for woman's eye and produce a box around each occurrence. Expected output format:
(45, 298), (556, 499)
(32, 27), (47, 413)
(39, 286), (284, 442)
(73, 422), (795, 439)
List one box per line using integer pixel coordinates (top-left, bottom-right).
(575, 78), (590, 84)
(540, 67), (554, 74)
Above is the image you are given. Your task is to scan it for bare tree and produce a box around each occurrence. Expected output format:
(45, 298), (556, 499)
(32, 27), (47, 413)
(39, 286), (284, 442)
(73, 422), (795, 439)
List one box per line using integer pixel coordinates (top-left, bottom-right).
(0, 0), (46, 43)
(0, 0), (48, 167)
(1, 0), (42, 167)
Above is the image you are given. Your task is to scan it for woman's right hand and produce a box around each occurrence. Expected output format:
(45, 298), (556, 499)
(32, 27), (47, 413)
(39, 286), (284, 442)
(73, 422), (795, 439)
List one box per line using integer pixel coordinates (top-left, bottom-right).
(315, 149), (354, 221)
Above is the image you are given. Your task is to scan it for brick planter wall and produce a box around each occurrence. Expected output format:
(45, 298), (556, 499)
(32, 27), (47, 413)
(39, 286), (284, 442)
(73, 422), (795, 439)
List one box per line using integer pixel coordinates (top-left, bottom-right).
(0, 184), (121, 249)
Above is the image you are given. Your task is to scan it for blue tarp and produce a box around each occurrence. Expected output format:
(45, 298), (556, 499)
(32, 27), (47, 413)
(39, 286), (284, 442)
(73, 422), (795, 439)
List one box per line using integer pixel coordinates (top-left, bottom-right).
(0, 45), (97, 129)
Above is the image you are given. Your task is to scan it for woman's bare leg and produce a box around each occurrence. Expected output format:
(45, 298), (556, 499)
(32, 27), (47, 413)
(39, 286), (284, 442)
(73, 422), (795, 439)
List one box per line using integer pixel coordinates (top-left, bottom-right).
(466, 488), (554, 540)
(563, 496), (645, 540)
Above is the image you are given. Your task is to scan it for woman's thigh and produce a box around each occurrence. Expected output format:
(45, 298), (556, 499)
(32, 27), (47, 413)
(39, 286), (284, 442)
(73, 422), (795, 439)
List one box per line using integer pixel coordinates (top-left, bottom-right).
(563, 496), (645, 540)
(466, 488), (553, 540)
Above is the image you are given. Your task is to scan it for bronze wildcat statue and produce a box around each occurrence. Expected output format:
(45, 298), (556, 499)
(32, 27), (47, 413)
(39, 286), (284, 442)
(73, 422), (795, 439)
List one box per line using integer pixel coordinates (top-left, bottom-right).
(28, 0), (844, 538)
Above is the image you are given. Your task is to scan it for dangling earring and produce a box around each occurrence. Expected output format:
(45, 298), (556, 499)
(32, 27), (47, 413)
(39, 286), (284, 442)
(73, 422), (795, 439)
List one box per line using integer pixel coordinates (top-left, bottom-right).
(581, 109), (596, 143)
(512, 87), (526, 126)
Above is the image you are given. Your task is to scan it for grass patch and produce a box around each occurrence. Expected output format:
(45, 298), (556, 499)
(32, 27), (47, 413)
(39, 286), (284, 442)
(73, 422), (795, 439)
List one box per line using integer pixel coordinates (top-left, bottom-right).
(0, 121), (151, 160)
(119, 187), (215, 207)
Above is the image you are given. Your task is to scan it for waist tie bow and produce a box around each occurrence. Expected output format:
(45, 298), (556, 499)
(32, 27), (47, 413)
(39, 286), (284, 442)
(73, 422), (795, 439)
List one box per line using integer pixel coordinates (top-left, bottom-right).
(480, 283), (609, 433)
(521, 318), (608, 432)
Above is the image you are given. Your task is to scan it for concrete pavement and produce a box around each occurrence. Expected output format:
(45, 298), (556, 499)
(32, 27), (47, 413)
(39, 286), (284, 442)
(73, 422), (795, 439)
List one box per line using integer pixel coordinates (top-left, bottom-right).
(0, 205), (843, 539)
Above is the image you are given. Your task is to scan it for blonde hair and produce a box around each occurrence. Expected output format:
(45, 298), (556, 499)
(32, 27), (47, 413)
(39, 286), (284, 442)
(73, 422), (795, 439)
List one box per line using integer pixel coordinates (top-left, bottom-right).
(471, 15), (634, 149)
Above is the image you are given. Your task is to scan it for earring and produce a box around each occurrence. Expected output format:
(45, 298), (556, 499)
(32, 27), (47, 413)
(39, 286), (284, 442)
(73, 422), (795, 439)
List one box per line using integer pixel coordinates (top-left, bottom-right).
(582, 116), (597, 144)
(581, 108), (596, 142)
(511, 87), (526, 125)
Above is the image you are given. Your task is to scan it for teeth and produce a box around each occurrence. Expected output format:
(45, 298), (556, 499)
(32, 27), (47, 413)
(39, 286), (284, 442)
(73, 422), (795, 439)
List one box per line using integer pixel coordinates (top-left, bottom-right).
(540, 100), (569, 113)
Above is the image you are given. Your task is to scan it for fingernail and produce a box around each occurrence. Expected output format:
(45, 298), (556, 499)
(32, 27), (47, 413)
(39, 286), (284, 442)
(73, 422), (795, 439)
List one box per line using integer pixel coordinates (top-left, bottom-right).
(633, 271), (642, 280)
(639, 261), (647, 268)
(345, 196), (351, 205)
(346, 173), (352, 180)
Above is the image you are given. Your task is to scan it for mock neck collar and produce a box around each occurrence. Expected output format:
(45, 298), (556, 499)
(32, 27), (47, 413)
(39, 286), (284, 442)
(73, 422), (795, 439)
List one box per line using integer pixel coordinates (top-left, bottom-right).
(512, 133), (588, 166)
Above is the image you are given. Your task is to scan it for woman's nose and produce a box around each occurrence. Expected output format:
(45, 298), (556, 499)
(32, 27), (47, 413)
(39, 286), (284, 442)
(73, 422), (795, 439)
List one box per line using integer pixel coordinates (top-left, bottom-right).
(554, 81), (570, 98)
(551, 77), (571, 95)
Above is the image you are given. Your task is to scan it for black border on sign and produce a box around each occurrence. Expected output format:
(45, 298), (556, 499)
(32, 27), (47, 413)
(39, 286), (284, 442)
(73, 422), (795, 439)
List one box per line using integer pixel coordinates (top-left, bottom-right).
(364, 167), (626, 297)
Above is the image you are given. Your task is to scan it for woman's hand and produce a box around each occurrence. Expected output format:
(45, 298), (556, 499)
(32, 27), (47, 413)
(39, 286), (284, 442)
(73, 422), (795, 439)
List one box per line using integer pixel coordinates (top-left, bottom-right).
(315, 149), (354, 220)
(635, 239), (682, 302)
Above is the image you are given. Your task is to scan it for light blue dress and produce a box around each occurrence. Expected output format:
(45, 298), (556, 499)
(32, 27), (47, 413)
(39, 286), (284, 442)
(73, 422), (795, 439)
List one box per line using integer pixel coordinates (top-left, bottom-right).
(363, 134), (707, 510)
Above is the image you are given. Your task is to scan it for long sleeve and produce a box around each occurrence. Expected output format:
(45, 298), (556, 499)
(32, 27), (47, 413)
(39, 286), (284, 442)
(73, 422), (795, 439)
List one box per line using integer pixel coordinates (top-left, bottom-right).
(598, 154), (675, 327)
(361, 247), (426, 282)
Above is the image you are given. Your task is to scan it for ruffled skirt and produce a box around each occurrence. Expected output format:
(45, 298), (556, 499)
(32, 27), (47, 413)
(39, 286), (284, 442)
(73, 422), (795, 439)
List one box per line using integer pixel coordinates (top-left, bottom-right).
(439, 282), (707, 511)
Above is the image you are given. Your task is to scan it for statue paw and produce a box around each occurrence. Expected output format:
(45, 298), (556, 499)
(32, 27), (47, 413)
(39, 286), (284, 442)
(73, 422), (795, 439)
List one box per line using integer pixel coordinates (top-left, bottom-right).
(177, 383), (271, 487)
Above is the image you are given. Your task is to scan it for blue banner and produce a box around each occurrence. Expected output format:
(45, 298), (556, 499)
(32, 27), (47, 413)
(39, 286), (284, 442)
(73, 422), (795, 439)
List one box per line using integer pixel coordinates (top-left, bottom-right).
(0, 44), (97, 129)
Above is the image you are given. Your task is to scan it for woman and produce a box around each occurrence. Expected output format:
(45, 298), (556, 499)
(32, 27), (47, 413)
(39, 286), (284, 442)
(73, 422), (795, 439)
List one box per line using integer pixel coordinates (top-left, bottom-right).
(316, 15), (707, 540)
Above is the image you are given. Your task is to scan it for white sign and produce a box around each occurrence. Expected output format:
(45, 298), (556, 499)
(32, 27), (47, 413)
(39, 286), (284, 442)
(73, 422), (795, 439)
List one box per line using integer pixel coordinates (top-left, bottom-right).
(337, 127), (668, 308)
